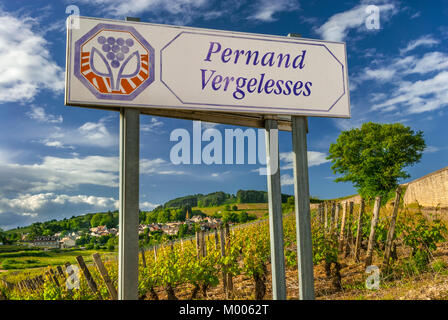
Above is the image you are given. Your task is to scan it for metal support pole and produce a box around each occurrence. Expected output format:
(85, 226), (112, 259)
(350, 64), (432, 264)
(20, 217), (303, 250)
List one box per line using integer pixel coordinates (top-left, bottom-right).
(118, 107), (140, 300)
(291, 116), (315, 300)
(265, 119), (286, 300)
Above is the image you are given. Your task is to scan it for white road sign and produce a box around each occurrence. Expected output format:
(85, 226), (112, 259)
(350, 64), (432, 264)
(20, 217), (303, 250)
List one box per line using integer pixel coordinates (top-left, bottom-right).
(66, 16), (350, 118)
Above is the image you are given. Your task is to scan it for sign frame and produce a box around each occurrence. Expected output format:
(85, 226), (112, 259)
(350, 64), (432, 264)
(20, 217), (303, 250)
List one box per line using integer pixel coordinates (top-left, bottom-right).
(65, 16), (351, 123)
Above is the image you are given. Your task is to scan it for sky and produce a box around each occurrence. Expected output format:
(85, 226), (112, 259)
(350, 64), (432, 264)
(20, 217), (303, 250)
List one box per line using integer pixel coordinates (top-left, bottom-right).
(0, 0), (447, 230)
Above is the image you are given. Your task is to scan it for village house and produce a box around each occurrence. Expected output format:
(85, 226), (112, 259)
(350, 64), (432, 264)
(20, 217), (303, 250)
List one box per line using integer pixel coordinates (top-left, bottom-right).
(189, 215), (204, 223)
(162, 225), (180, 236)
(90, 225), (109, 237)
(148, 223), (162, 232)
(138, 224), (149, 235)
(33, 236), (60, 249)
(60, 236), (76, 248)
(204, 217), (222, 229)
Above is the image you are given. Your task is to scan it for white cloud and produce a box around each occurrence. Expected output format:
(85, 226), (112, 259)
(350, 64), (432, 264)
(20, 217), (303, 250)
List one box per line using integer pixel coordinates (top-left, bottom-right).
(44, 117), (117, 148)
(400, 35), (439, 54)
(209, 171), (231, 178)
(316, 3), (397, 42)
(27, 106), (63, 123)
(0, 10), (64, 103)
(333, 116), (367, 131)
(0, 193), (118, 213)
(358, 50), (448, 84)
(363, 68), (396, 81)
(80, 0), (209, 24)
(405, 52), (448, 75)
(41, 139), (73, 149)
(140, 158), (184, 175)
(141, 117), (164, 133)
(0, 155), (118, 194)
(0, 153), (187, 195)
(0, 193), (119, 230)
(372, 71), (448, 114)
(0, 152), (180, 228)
(425, 146), (440, 154)
(280, 174), (294, 186)
(247, 0), (299, 22)
(279, 151), (329, 170)
(352, 41), (448, 115)
(79, 121), (111, 141)
(140, 201), (159, 211)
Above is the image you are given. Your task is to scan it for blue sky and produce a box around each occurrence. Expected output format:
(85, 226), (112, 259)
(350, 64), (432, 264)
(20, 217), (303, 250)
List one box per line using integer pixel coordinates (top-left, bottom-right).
(0, 0), (447, 229)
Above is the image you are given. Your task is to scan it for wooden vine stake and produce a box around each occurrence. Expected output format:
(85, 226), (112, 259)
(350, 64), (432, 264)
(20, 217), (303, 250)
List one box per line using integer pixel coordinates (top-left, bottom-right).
(328, 202), (336, 234)
(323, 202), (328, 232)
(344, 202), (354, 257)
(365, 196), (382, 268)
(153, 245), (158, 262)
(76, 255), (103, 300)
(354, 198), (365, 262)
(201, 230), (207, 258)
(140, 249), (146, 268)
(219, 225), (228, 296)
(196, 231), (201, 259)
(214, 228), (219, 250)
(338, 202), (348, 252)
(93, 253), (118, 300)
(333, 202), (340, 236)
(57, 265), (66, 281)
(382, 187), (402, 271)
(48, 268), (60, 287)
(225, 223), (233, 298)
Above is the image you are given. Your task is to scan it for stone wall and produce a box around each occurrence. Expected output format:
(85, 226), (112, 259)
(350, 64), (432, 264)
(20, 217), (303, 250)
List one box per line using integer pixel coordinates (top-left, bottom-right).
(402, 166), (448, 208)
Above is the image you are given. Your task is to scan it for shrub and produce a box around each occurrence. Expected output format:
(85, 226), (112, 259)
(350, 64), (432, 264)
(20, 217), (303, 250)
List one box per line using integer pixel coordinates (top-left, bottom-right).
(431, 259), (447, 273)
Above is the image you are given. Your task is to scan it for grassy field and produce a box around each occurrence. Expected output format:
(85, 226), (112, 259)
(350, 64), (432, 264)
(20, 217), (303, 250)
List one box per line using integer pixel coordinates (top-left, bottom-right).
(193, 203), (269, 218)
(0, 247), (116, 275)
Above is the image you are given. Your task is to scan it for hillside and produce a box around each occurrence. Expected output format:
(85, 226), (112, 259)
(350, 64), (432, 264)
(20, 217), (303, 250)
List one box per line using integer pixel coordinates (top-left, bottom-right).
(2, 189), (312, 241)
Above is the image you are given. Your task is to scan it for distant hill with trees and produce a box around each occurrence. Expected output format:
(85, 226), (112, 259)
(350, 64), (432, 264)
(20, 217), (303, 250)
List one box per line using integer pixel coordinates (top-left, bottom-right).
(3, 189), (322, 243)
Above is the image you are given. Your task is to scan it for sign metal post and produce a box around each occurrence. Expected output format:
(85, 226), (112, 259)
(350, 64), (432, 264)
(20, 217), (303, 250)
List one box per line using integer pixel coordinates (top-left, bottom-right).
(118, 17), (141, 301)
(265, 118), (286, 300)
(291, 116), (315, 300)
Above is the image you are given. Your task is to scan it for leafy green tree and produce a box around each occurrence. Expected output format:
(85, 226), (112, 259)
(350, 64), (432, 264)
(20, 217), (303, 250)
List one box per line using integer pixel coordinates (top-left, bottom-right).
(238, 211), (249, 223)
(90, 213), (103, 227)
(327, 122), (425, 200)
(0, 228), (6, 243)
(157, 209), (171, 223)
(222, 212), (238, 223)
(106, 237), (116, 251)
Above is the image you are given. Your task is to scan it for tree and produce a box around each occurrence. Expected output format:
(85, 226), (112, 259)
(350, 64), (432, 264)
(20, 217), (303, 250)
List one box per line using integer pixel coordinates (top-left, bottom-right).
(327, 122), (425, 200)
(238, 211), (249, 223)
(90, 213), (103, 227)
(0, 228), (5, 244)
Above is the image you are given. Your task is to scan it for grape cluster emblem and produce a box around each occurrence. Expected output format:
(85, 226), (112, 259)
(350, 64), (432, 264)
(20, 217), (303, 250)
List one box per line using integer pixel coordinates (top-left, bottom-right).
(74, 24), (155, 100)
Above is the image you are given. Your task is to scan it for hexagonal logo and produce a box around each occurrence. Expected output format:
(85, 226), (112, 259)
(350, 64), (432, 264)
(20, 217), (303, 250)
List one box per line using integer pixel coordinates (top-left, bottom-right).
(74, 23), (155, 100)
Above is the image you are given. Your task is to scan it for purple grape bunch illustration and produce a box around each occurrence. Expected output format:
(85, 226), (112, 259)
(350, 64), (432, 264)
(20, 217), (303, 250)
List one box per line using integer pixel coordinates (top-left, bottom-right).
(74, 24), (155, 100)
(90, 35), (141, 91)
